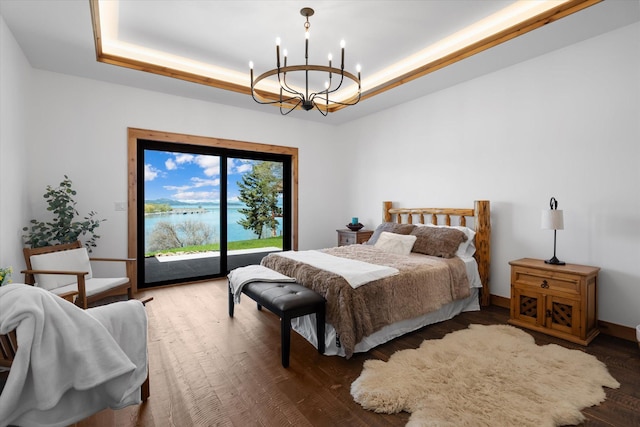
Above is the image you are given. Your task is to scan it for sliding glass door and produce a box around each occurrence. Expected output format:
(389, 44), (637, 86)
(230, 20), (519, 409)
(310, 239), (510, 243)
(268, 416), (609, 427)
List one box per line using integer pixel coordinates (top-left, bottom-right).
(138, 140), (291, 288)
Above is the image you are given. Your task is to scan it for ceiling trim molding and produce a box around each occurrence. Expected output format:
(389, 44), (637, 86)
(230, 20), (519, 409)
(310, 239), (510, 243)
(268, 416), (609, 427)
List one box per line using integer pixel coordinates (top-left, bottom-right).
(90, 0), (601, 114)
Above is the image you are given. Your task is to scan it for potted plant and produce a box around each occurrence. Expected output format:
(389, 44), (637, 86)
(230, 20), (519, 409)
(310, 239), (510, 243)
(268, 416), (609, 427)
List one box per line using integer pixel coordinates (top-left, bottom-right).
(23, 175), (105, 252)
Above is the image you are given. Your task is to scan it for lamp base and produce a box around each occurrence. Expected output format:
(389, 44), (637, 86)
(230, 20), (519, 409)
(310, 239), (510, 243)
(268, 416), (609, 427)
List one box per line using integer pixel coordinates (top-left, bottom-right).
(545, 256), (566, 266)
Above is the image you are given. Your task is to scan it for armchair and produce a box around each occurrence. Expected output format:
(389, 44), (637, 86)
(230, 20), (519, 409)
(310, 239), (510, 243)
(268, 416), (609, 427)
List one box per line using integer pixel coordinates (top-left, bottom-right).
(0, 283), (149, 426)
(22, 241), (135, 308)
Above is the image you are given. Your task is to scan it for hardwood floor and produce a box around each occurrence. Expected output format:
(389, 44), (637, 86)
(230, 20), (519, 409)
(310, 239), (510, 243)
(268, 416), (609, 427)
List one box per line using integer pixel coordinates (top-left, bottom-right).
(79, 279), (640, 427)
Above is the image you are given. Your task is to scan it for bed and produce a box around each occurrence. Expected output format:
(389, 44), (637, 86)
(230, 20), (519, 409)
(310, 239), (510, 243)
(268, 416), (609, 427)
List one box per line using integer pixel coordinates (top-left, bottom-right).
(260, 200), (491, 358)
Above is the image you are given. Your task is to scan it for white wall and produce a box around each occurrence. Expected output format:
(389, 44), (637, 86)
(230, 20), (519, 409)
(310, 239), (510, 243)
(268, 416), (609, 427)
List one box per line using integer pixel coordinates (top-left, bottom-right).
(341, 22), (640, 328)
(0, 16), (32, 276)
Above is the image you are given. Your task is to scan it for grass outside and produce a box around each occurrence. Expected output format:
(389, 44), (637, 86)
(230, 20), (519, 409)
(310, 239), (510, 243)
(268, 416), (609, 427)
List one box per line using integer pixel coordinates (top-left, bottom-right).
(145, 236), (283, 257)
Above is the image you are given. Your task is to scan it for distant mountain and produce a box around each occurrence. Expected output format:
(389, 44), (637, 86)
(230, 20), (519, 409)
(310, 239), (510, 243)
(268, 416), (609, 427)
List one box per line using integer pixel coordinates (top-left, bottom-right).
(144, 198), (179, 205)
(144, 198), (226, 206)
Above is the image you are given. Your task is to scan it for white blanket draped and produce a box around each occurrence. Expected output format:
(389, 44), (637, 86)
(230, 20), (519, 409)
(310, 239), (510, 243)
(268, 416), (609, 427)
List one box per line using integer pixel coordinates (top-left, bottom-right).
(227, 264), (296, 303)
(274, 250), (399, 289)
(0, 284), (147, 427)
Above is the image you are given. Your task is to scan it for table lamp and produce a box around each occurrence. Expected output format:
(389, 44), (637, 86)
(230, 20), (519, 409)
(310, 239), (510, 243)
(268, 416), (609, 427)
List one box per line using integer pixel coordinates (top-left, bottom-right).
(541, 197), (565, 265)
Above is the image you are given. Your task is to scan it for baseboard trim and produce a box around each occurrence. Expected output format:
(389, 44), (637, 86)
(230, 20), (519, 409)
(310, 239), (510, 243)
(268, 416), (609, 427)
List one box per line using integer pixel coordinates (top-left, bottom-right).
(490, 294), (510, 309)
(489, 294), (636, 343)
(598, 320), (637, 342)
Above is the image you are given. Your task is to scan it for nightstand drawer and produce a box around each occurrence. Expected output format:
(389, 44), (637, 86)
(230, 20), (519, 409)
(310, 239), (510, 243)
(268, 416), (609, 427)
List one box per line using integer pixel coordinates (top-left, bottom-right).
(512, 267), (580, 295)
(339, 234), (356, 245)
(336, 229), (373, 246)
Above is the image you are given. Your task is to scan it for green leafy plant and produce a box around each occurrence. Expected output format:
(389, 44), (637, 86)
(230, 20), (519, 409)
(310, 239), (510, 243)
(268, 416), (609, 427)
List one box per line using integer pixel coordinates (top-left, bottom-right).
(22, 175), (105, 251)
(0, 266), (12, 286)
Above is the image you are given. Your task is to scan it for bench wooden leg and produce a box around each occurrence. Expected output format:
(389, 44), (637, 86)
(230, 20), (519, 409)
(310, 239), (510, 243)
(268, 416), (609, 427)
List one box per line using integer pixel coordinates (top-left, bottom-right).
(228, 285), (235, 318)
(281, 315), (291, 368)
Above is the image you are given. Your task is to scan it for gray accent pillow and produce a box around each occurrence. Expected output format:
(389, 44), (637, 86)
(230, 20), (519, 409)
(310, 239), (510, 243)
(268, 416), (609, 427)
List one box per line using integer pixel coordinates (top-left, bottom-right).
(410, 226), (468, 258)
(366, 222), (416, 245)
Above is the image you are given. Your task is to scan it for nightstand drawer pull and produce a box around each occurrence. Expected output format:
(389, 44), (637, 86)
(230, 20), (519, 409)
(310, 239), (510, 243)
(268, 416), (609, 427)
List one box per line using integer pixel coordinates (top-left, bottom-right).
(540, 279), (549, 289)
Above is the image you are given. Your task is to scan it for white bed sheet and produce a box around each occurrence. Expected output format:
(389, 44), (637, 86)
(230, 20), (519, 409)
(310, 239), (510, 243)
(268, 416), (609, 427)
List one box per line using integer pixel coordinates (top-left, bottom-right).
(290, 256), (482, 357)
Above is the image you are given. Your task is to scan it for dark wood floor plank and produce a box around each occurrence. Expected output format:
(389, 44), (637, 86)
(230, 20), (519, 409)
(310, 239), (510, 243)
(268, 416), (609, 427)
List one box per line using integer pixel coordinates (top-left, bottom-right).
(76, 279), (640, 427)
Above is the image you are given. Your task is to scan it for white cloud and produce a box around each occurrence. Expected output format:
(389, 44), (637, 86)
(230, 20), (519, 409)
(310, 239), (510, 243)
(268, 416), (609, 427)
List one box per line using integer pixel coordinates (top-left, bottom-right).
(236, 163), (253, 173)
(191, 177), (220, 188)
(144, 164), (160, 181)
(172, 190), (220, 203)
(174, 153), (195, 164)
(164, 184), (192, 191)
(195, 155), (220, 177)
(228, 158), (254, 174)
(165, 158), (177, 170)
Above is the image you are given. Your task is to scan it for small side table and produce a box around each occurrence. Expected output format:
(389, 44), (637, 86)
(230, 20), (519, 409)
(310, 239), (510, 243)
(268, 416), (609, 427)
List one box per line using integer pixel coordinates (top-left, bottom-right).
(337, 229), (373, 246)
(508, 258), (600, 345)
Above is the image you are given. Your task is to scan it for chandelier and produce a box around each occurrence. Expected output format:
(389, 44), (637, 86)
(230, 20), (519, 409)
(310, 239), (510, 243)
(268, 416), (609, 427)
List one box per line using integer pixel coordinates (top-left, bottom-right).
(249, 7), (361, 116)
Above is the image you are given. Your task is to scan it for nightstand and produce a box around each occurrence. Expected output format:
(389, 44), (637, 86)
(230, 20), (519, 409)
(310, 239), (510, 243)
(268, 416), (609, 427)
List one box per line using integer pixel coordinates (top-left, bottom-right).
(337, 229), (373, 246)
(508, 258), (600, 345)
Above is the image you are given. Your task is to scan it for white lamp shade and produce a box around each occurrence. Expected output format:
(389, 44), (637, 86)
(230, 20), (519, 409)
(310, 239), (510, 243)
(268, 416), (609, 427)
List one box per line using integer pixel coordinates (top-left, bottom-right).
(541, 210), (564, 230)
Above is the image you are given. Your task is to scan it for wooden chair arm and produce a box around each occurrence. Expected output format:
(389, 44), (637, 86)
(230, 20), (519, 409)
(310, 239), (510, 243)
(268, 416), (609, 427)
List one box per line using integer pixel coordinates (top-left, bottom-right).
(21, 269), (89, 276)
(20, 270), (88, 308)
(89, 257), (136, 263)
(86, 258), (136, 289)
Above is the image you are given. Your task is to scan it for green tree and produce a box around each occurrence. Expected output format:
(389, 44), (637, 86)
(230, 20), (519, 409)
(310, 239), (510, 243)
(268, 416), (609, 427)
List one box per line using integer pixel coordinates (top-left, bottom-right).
(237, 161), (283, 239)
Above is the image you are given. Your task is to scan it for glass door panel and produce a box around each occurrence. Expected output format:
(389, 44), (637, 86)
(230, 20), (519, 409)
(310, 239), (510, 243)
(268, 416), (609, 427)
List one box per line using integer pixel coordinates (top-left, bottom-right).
(226, 158), (284, 270)
(141, 149), (222, 286)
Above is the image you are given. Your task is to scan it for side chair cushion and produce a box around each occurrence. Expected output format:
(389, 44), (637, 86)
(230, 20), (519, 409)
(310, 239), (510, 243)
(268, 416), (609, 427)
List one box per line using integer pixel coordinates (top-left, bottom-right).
(30, 248), (93, 291)
(50, 277), (130, 298)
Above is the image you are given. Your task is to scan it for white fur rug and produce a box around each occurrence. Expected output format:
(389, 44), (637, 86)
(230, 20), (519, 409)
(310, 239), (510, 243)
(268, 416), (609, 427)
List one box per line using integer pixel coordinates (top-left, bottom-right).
(351, 324), (620, 427)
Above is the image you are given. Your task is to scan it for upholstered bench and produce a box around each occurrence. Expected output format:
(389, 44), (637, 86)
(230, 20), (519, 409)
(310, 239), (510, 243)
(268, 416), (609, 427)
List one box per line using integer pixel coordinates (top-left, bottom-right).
(228, 281), (326, 368)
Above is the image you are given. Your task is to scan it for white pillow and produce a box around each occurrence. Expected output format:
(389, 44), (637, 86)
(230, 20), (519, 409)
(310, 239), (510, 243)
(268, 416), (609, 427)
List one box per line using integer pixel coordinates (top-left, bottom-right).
(415, 223), (476, 258)
(30, 248), (93, 291)
(374, 231), (417, 256)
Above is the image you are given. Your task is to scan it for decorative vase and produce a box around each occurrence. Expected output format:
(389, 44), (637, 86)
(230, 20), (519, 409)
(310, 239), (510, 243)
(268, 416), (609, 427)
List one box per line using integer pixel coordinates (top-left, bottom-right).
(347, 223), (364, 231)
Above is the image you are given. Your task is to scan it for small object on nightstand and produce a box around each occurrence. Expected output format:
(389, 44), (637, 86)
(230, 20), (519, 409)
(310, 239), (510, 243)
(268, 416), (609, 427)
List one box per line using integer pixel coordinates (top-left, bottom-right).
(337, 228), (373, 246)
(346, 222), (364, 231)
(508, 258), (600, 345)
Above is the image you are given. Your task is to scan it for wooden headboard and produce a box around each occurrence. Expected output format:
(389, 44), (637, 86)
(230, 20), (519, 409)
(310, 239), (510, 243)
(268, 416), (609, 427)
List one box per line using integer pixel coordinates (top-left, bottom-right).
(382, 200), (491, 306)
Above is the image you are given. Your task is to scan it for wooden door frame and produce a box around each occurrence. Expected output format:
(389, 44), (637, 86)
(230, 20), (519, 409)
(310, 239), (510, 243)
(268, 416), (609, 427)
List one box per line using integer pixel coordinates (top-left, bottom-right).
(127, 128), (299, 293)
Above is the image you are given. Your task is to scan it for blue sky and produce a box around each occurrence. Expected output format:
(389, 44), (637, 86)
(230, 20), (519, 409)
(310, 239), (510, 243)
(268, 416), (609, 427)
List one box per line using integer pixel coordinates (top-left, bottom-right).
(144, 150), (254, 203)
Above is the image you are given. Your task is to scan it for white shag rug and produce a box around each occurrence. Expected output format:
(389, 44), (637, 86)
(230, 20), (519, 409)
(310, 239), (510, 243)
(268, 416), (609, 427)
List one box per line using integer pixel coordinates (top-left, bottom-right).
(351, 324), (620, 427)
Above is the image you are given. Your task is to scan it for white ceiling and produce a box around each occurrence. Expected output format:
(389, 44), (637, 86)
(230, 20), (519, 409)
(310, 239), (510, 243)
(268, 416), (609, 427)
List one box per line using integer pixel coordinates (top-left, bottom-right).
(1, 0), (638, 125)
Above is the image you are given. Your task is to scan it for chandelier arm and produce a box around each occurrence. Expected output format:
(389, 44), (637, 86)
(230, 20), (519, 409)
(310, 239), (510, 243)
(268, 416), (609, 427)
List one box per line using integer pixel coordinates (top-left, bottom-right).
(253, 68), (303, 103)
(325, 73), (347, 95)
(251, 89), (301, 106)
(280, 98), (303, 115)
(309, 73), (359, 106)
(278, 73), (305, 98)
(311, 99), (329, 116)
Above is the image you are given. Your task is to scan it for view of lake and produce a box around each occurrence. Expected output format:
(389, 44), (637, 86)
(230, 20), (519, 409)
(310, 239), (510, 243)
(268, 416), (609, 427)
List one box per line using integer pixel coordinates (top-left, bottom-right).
(144, 203), (283, 252)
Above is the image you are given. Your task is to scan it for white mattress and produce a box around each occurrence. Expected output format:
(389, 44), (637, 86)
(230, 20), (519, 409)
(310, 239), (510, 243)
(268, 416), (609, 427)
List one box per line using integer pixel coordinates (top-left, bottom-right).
(291, 256), (482, 357)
